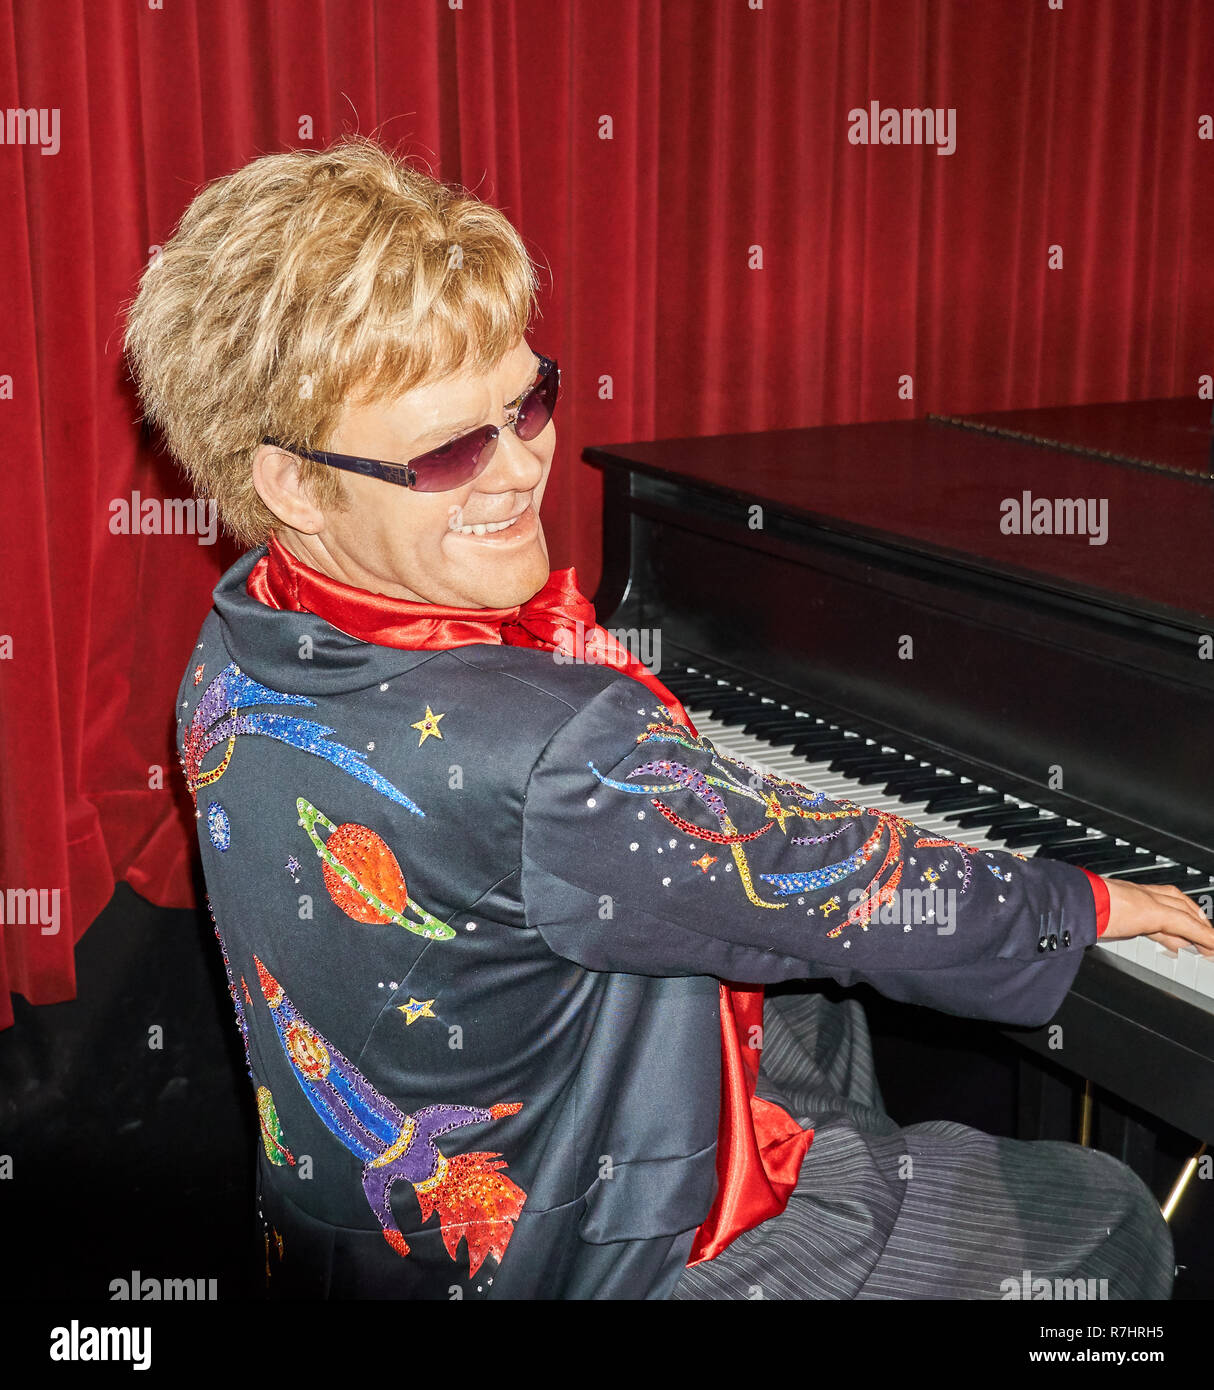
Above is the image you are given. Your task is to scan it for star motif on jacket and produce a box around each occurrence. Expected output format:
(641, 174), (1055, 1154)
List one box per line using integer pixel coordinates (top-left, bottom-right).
(397, 998), (437, 1026)
(692, 853), (718, 873)
(820, 895), (842, 916)
(412, 706), (446, 745)
(763, 791), (793, 833)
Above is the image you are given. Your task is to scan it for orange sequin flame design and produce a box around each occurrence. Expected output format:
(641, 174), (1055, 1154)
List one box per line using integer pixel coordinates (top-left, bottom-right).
(414, 1139), (527, 1277)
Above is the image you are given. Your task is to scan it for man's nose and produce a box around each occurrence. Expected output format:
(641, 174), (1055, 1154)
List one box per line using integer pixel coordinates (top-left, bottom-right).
(480, 419), (550, 489)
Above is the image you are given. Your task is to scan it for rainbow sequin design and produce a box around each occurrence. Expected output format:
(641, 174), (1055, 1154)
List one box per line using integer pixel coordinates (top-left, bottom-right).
(182, 663), (422, 816)
(592, 706), (1010, 938)
(590, 709), (809, 911)
(255, 957), (526, 1276)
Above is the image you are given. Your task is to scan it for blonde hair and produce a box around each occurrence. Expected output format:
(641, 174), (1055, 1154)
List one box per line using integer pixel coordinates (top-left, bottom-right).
(124, 136), (540, 546)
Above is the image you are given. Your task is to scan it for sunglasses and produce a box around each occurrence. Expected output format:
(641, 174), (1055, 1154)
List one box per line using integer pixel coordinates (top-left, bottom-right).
(262, 352), (559, 493)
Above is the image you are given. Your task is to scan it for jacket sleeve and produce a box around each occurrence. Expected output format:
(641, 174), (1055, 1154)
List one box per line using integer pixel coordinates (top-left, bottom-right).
(520, 677), (1098, 1027)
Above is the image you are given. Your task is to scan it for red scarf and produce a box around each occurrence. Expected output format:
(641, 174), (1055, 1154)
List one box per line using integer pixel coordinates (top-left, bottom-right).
(248, 534), (813, 1263)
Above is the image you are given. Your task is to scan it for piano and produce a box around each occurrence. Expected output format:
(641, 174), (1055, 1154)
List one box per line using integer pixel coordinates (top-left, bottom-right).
(584, 397), (1214, 1155)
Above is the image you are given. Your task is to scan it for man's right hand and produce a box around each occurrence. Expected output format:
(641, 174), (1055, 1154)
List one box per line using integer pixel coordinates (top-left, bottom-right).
(1100, 878), (1214, 956)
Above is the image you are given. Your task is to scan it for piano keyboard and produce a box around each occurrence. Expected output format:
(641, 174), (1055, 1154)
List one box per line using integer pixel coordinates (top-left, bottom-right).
(666, 664), (1214, 999)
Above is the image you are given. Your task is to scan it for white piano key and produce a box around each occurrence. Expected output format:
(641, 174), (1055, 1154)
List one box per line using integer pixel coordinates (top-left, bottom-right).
(1149, 943), (1179, 980)
(1132, 937), (1163, 970)
(1194, 954), (1214, 1000)
(1173, 946), (1201, 991)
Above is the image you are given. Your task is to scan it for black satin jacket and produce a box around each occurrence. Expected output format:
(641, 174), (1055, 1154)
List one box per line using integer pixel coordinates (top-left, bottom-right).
(176, 548), (1097, 1300)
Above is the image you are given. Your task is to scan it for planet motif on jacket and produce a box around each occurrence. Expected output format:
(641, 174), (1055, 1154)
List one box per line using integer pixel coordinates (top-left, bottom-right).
(296, 798), (455, 941)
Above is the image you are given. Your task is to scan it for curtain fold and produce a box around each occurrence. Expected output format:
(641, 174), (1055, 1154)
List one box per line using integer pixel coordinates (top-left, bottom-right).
(1, 0), (1210, 1027)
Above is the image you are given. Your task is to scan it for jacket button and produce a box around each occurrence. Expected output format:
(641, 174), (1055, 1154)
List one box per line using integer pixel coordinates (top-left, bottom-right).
(1062, 929), (1072, 947)
(1048, 933), (1059, 950)
(1038, 936), (1049, 952)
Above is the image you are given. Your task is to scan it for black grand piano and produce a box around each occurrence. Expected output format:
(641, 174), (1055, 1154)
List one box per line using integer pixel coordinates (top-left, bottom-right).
(585, 397), (1214, 1168)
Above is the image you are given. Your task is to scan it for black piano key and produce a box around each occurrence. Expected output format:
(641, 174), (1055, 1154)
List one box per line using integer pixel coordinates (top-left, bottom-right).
(1084, 849), (1157, 873)
(1102, 864), (1181, 885)
(924, 790), (1006, 814)
(680, 689), (734, 710)
(739, 706), (815, 723)
(883, 769), (958, 793)
(795, 745), (867, 766)
(951, 805), (1038, 830)
(855, 764), (917, 786)
(991, 809), (1064, 831)
(1023, 817), (1101, 839)
(880, 765), (943, 787)
(1036, 838), (1121, 864)
(713, 705), (777, 729)
(680, 678), (741, 697)
(665, 672), (720, 693)
(791, 736), (864, 758)
(744, 717), (824, 739)
(1025, 829), (1108, 852)
(824, 747), (889, 765)
(1000, 819), (1083, 848)
(829, 753), (907, 775)
(837, 764), (911, 785)
(1100, 855), (1163, 874)
(980, 813), (1066, 842)
(703, 694), (765, 716)
(786, 724), (861, 745)
(885, 779), (960, 804)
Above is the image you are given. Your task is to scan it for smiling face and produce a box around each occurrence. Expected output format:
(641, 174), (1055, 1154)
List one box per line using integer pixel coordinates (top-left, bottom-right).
(255, 337), (554, 609)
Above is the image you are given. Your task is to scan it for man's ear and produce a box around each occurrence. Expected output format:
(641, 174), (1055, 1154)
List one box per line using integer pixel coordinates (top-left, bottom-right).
(252, 443), (326, 534)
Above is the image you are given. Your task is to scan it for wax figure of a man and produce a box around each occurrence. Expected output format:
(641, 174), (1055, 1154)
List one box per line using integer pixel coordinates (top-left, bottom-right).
(125, 138), (1208, 1300)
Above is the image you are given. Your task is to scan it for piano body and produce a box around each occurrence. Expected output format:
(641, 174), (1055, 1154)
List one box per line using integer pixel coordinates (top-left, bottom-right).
(584, 397), (1214, 1159)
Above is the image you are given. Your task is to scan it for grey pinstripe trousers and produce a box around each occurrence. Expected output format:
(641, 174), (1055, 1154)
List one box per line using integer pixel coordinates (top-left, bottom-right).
(671, 989), (1174, 1300)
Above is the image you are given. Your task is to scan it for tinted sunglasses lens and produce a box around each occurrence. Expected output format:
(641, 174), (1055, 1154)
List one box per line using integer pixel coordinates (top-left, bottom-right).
(410, 428), (497, 492)
(514, 366), (559, 442)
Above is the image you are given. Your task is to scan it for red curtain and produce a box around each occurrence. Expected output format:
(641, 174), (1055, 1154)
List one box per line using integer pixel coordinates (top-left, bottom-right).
(1, 0), (1210, 1027)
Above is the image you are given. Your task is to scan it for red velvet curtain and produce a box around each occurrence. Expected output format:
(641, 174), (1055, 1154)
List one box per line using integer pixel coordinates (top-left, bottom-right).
(1, 0), (1210, 1027)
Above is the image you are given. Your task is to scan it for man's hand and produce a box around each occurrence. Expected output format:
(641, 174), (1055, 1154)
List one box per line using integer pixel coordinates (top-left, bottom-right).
(1100, 878), (1214, 956)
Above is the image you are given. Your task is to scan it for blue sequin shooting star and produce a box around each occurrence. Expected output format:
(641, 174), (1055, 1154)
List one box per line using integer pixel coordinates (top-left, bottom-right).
(183, 662), (423, 816)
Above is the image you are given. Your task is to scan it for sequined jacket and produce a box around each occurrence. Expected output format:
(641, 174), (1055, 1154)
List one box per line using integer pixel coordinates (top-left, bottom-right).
(177, 548), (1098, 1300)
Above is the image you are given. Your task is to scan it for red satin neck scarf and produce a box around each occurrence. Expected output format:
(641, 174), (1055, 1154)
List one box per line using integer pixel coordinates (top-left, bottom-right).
(248, 533), (813, 1263)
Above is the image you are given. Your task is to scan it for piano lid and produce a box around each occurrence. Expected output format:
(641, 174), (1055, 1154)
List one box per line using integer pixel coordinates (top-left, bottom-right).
(584, 396), (1214, 623)
(933, 396), (1213, 480)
